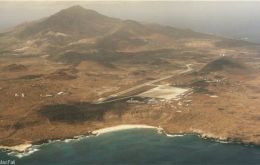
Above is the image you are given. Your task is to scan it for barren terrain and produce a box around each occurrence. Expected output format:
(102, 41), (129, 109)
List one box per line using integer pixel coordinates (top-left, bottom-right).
(0, 6), (260, 149)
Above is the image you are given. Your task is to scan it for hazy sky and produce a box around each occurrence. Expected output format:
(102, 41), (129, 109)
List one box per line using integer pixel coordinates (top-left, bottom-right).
(1, 0), (260, 1)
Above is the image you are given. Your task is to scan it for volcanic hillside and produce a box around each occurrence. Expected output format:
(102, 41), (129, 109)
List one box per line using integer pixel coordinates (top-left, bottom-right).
(14, 6), (120, 39)
(0, 5), (212, 58)
(200, 56), (250, 74)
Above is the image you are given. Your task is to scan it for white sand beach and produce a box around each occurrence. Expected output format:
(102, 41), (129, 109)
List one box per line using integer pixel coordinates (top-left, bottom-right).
(92, 124), (158, 135)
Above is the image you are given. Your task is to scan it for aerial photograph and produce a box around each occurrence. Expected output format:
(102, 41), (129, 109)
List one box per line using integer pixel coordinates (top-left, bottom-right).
(0, 0), (260, 164)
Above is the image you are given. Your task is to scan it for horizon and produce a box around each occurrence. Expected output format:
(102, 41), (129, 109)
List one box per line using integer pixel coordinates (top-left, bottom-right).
(1, 0), (260, 1)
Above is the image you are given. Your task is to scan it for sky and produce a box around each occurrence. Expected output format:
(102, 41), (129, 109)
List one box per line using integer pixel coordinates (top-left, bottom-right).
(1, 0), (260, 1)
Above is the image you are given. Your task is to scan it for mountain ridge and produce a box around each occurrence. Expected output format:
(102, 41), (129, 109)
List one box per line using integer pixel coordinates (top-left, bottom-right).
(15, 5), (120, 39)
(0, 5), (256, 61)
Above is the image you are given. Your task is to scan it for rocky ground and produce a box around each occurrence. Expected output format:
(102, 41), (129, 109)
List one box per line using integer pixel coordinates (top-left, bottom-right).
(0, 5), (260, 149)
(0, 45), (260, 148)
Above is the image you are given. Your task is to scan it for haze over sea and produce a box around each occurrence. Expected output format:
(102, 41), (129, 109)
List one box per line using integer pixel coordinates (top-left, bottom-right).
(1, 1), (260, 43)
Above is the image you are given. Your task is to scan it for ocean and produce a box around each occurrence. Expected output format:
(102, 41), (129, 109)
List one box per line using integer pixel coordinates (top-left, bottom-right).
(0, 129), (260, 165)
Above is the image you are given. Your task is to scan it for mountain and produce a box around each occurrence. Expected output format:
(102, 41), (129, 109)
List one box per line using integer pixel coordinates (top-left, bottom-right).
(15, 6), (120, 39)
(0, 5), (254, 64)
(200, 56), (250, 74)
(0, 6), (213, 55)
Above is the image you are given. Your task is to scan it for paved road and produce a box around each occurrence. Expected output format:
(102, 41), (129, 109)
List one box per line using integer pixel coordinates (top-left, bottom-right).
(94, 64), (193, 104)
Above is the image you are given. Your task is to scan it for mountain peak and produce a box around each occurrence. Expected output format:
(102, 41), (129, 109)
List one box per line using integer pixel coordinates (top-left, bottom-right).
(53, 5), (106, 20)
(58, 5), (97, 15)
(16, 5), (120, 38)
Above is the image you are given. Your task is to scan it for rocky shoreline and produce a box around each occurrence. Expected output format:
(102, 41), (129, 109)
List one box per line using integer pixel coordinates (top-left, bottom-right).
(0, 124), (259, 156)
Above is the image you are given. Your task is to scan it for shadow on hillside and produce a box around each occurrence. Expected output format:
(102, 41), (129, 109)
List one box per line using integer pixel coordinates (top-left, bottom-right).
(38, 100), (130, 124)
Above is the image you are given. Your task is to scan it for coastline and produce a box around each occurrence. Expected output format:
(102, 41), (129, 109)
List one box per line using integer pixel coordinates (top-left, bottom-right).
(0, 124), (258, 157)
(0, 143), (32, 152)
(0, 124), (160, 154)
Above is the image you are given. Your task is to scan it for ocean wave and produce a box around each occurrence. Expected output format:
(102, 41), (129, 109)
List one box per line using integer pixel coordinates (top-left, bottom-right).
(6, 135), (91, 159)
(8, 146), (40, 158)
(166, 134), (185, 137)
